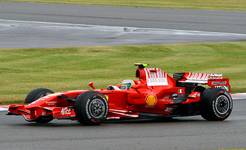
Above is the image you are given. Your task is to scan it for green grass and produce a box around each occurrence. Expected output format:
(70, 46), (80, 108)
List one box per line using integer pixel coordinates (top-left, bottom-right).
(1, 42), (246, 104)
(5, 0), (246, 11)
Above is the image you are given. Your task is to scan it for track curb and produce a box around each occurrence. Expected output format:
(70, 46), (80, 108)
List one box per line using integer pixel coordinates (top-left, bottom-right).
(0, 105), (8, 112)
(231, 93), (246, 100)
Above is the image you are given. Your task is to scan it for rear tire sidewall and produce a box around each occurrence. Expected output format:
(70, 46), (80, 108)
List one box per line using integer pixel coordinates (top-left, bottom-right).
(201, 88), (233, 121)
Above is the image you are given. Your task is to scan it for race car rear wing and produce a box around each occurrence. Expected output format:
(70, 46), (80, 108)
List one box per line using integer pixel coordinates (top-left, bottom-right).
(178, 72), (231, 92)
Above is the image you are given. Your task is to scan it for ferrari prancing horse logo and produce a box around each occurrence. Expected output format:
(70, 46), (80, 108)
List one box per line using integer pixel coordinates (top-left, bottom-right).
(145, 95), (157, 107)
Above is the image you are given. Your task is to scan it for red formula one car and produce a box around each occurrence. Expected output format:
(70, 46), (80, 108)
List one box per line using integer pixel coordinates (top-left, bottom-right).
(8, 63), (233, 125)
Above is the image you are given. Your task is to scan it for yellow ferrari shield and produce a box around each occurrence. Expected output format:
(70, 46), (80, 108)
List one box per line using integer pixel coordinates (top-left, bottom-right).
(145, 95), (157, 107)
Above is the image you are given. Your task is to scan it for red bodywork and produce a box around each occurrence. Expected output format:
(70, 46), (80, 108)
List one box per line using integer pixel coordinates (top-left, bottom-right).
(8, 66), (231, 122)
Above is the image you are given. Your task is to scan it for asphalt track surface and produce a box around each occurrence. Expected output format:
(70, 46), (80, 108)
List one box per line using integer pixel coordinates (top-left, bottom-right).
(1, 2), (246, 47)
(1, 2), (246, 33)
(0, 99), (245, 150)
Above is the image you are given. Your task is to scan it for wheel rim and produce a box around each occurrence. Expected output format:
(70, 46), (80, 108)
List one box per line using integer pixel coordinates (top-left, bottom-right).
(88, 98), (106, 119)
(215, 95), (230, 115)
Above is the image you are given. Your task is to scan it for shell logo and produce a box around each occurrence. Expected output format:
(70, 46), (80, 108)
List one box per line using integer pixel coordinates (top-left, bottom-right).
(145, 95), (157, 107)
(105, 95), (109, 101)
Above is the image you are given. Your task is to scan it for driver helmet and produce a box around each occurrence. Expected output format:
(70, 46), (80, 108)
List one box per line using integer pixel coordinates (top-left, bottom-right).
(121, 80), (135, 90)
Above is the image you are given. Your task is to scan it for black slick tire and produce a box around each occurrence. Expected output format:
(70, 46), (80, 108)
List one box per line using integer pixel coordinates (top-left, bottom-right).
(25, 88), (54, 104)
(201, 88), (233, 121)
(75, 91), (108, 125)
(25, 88), (54, 124)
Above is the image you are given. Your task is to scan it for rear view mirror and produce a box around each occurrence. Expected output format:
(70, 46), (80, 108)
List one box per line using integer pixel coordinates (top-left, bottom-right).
(88, 82), (96, 90)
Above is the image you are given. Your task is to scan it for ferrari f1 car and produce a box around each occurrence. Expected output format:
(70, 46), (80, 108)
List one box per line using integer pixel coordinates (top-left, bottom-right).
(8, 63), (233, 125)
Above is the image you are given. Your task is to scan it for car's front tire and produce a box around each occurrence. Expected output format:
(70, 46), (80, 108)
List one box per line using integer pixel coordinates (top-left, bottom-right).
(201, 88), (233, 121)
(75, 91), (108, 125)
(25, 88), (54, 124)
(25, 88), (54, 104)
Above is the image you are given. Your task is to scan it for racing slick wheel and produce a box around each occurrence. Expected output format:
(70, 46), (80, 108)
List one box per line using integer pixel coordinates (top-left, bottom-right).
(201, 88), (233, 121)
(75, 91), (108, 125)
(173, 73), (184, 81)
(25, 88), (54, 124)
(25, 88), (54, 104)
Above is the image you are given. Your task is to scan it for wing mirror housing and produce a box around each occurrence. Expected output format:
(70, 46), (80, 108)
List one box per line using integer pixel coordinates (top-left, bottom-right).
(88, 82), (96, 90)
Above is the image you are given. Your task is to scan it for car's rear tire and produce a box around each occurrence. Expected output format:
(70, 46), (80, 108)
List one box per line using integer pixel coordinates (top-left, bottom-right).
(75, 91), (108, 125)
(201, 88), (233, 121)
(173, 73), (184, 81)
(25, 88), (54, 104)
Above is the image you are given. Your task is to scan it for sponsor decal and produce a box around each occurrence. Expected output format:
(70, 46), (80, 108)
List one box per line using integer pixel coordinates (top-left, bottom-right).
(61, 107), (71, 115)
(144, 68), (168, 86)
(183, 73), (223, 84)
(105, 95), (109, 101)
(145, 94), (157, 107)
(208, 73), (223, 79)
(212, 81), (227, 85)
(164, 107), (173, 113)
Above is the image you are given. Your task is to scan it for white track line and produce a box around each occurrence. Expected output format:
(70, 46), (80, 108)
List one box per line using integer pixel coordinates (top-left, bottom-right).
(1, 19), (246, 37)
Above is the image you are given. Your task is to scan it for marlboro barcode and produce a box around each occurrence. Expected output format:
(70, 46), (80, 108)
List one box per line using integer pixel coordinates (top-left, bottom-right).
(144, 68), (168, 86)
